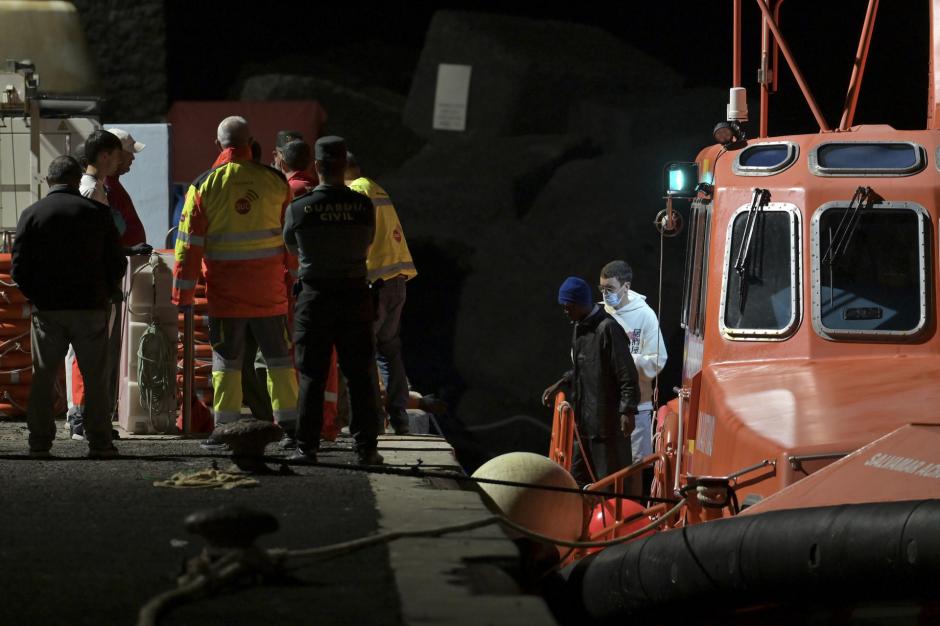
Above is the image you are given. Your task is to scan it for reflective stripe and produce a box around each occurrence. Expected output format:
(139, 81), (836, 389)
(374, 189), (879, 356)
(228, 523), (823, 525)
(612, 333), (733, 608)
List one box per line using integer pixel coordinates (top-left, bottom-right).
(204, 246), (285, 261)
(266, 357), (294, 369)
(368, 261), (417, 282)
(174, 278), (197, 290)
(268, 367), (299, 417)
(212, 355), (243, 371)
(324, 391), (338, 403)
(213, 409), (242, 424)
(206, 228), (282, 244)
(176, 231), (205, 246)
(372, 198), (393, 207)
(273, 408), (299, 421)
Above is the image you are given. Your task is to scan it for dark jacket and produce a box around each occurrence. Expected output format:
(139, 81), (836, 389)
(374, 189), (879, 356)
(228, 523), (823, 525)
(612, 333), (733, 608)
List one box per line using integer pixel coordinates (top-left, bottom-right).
(283, 183), (375, 282)
(564, 305), (640, 438)
(12, 186), (126, 310)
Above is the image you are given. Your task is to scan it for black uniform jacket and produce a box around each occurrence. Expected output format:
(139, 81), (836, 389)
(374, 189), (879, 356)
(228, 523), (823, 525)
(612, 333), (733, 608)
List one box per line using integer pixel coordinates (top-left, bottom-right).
(283, 183), (375, 283)
(11, 186), (126, 310)
(563, 305), (640, 439)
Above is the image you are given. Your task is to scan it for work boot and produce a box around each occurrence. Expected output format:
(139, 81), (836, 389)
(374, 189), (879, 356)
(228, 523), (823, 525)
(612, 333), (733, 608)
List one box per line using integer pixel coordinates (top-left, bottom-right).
(356, 449), (384, 466)
(87, 445), (120, 460)
(200, 436), (228, 451)
(288, 448), (318, 465)
(387, 410), (410, 436)
(278, 434), (298, 450)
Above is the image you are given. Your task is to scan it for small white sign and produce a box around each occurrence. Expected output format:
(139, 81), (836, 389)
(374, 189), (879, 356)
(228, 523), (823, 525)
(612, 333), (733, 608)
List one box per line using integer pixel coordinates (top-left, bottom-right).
(433, 63), (472, 132)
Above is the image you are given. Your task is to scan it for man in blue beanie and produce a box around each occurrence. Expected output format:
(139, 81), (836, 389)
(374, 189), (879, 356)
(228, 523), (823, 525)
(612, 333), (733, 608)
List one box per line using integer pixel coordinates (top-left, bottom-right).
(543, 276), (640, 487)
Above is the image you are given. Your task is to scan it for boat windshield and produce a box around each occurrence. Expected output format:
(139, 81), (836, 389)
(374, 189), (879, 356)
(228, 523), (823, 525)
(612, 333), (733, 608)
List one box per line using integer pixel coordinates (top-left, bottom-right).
(722, 206), (799, 336)
(816, 205), (926, 335)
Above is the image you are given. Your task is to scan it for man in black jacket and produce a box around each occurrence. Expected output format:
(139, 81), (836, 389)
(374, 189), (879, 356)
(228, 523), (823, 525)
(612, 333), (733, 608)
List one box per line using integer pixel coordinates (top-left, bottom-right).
(12, 155), (127, 458)
(543, 276), (640, 487)
(283, 135), (383, 466)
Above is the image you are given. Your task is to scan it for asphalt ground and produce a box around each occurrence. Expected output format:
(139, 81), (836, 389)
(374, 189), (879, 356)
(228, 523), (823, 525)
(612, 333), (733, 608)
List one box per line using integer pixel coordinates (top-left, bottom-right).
(0, 422), (402, 626)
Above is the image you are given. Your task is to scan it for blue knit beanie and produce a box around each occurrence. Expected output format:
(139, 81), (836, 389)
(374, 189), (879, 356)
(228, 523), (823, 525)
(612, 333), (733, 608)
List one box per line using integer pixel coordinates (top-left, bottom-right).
(557, 276), (592, 306)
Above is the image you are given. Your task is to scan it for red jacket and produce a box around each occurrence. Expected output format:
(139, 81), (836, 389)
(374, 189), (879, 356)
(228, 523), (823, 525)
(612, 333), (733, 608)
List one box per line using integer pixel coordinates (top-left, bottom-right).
(104, 177), (147, 246)
(287, 170), (317, 199)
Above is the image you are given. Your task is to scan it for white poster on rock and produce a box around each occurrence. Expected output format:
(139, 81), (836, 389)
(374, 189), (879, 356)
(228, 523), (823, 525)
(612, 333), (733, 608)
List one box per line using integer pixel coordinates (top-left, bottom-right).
(433, 64), (472, 131)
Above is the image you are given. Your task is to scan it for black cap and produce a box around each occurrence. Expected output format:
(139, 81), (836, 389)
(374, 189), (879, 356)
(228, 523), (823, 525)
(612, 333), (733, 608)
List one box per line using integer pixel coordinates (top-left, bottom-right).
(315, 135), (347, 162)
(275, 130), (304, 149)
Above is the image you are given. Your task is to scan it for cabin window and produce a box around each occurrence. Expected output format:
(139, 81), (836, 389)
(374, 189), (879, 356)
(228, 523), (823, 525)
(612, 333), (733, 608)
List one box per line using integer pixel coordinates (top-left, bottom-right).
(732, 142), (798, 176)
(812, 201), (928, 338)
(809, 142), (925, 177)
(682, 198), (711, 337)
(720, 202), (801, 339)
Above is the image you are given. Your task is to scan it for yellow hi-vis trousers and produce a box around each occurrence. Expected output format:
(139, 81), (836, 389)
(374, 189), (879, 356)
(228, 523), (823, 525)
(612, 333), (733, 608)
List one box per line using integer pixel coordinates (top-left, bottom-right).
(208, 316), (299, 430)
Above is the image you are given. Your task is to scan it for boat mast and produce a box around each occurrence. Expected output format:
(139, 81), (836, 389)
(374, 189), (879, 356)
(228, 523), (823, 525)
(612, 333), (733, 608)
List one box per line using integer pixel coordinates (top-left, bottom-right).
(928, 0), (940, 129)
(838, 0), (879, 130)
(753, 0), (830, 132)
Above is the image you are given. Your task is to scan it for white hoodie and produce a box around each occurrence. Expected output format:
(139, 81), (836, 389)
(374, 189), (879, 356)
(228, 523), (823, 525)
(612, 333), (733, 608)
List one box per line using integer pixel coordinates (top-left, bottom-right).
(604, 290), (667, 407)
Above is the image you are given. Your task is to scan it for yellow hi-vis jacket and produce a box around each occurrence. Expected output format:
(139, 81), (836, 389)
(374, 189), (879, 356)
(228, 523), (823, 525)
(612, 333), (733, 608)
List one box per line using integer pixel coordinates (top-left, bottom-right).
(173, 146), (297, 317)
(348, 177), (417, 283)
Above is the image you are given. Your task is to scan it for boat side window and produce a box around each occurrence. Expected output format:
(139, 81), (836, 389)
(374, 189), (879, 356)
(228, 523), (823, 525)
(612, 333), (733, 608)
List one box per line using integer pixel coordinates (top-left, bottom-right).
(809, 142), (925, 177)
(732, 142), (798, 176)
(720, 203), (800, 339)
(812, 202), (928, 338)
(682, 198), (711, 337)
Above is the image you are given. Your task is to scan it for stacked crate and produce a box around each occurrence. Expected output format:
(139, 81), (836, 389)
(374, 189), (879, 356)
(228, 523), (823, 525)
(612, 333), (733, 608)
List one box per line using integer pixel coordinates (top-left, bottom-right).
(178, 279), (213, 410)
(0, 253), (65, 417)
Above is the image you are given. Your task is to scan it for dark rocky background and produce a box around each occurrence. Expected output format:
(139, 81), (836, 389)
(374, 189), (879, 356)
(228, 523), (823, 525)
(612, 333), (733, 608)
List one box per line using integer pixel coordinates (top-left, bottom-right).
(69, 0), (929, 460)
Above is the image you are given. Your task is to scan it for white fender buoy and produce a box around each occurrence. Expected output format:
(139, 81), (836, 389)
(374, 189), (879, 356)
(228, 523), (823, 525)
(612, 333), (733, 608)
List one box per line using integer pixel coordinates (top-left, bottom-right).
(472, 452), (584, 552)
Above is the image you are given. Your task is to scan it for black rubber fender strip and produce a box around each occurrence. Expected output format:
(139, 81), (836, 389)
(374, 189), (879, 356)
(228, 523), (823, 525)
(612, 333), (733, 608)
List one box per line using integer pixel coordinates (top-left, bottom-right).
(559, 499), (940, 621)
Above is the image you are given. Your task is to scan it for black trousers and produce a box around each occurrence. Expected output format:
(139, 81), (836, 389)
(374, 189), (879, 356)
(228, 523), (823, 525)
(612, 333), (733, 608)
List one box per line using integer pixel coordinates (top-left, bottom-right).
(571, 430), (640, 497)
(294, 282), (380, 453)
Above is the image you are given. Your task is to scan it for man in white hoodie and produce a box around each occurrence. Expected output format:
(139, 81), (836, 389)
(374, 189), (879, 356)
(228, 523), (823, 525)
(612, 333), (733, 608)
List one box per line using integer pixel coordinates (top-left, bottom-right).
(598, 260), (668, 467)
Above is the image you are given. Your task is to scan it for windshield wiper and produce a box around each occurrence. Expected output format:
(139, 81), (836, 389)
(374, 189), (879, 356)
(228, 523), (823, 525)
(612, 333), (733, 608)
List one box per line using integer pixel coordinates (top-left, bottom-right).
(733, 188), (771, 277)
(822, 186), (872, 266)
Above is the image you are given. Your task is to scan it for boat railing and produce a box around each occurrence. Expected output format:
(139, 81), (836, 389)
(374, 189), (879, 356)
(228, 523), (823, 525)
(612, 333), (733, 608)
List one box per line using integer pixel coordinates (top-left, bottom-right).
(580, 453), (669, 548)
(548, 392), (575, 471)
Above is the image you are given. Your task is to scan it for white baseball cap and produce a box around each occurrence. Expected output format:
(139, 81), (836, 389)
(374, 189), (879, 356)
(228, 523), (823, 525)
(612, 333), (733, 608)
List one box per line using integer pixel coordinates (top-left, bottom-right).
(107, 128), (145, 154)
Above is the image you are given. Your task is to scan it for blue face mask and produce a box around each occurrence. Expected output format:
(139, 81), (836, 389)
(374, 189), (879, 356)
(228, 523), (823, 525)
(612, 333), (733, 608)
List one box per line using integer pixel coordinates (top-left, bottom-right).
(603, 289), (622, 307)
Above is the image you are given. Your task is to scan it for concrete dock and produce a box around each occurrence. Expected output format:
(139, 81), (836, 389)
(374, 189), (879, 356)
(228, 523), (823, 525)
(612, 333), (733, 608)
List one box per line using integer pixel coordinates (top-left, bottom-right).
(0, 421), (556, 625)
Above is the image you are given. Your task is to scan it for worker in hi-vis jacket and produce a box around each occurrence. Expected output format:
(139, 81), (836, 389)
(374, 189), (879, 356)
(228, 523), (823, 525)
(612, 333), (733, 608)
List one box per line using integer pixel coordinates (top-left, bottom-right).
(172, 116), (299, 450)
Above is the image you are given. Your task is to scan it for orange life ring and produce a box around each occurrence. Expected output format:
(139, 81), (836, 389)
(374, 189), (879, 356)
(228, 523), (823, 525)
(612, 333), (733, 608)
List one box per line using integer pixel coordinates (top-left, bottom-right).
(177, 374), (211, 387)
(177, 314), (210, 327)
(0, 368), (31, 384)
(0, 336), (30, 352)
(0, 304), (31, 320)
(0, 403), (25, 417)
(0, 320), (29, 337)
(0, 385), (32, 403)
(0, 352), (31, 368)
(0, 288), (27, 304)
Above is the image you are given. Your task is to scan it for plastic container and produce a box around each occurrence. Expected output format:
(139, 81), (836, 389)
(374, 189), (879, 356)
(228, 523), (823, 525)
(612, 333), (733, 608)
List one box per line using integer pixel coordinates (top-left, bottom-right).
(118, 380), (176, 435)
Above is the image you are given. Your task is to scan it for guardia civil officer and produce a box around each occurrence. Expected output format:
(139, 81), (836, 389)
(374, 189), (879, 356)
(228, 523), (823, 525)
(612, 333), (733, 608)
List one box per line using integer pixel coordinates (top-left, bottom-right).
(283, 136), (383, 465)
